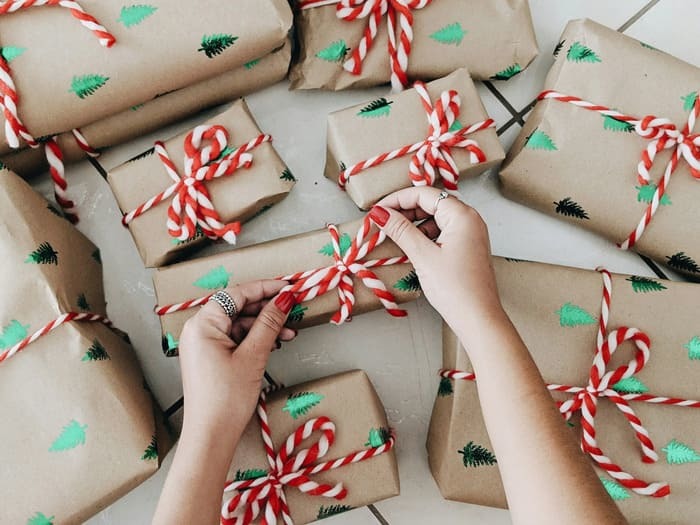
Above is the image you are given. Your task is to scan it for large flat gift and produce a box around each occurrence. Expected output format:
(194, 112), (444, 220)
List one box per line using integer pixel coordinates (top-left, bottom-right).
(326, 69), (505, 209)
(0, 169), (171, 524)
(153, 216), (420, 355)
(222, 370), (399, 524)
(290, 0), (538, 90)
(500, 19), (700, 280)
(428, 257), (700, 524)
(108, 100), (294, 268)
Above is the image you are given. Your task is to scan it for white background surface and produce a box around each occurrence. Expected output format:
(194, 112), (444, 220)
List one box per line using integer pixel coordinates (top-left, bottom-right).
(24, 1), (695, 523)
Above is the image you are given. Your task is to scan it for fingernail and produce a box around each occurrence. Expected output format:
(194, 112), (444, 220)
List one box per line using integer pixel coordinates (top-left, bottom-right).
(274, 291), (294, 314)
(369, 205), (390, 227)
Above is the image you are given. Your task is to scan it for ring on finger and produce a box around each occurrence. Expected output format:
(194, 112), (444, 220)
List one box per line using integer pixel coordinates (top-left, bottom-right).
(434, 191), (450, 214)
(208, 290), (239, 318)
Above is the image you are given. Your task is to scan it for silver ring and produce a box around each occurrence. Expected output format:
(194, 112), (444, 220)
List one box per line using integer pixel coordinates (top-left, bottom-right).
(208, 290), (238, 318)
(434, 191), (449, 213)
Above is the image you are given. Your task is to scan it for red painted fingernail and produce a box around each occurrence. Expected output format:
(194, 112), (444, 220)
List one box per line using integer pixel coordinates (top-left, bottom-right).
(274, 291), (294, 314)
(369, 206), (390, 227)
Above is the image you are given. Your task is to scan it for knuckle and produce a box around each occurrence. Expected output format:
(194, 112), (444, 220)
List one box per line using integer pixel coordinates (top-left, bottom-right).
(388, 216), (411, 242)
(258, 309), (283, 333)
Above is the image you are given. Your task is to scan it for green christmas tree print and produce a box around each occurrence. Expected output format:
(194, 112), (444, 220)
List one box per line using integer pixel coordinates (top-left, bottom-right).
(458, 441), (497, 467)
(626, 275), (667, 293)
(193, 265), (231, 289)
(567, 41), (602, 63)
(429, 22), (467, 45)
(438, 376), (454, 397)
(448, 119), (463, 133)
(198, 34), (238, 58)
(357, 98), (394, 118)
(490, 64), (522, 81)
(316, 40), (349, 62)
(319, 233), (352, 257)
(662, 439), (700, 464)
(666, 252), (700, 274)
(682, 92), (698, 112)
(600, 477), (631, 501)
(603, 115), (634, 133)
(117, 5), (158, 27)
(685, 336), (700, 360)
(636, 184), (671, 206)
(282, 391), (324, 419)
(172, 224), (204, 245)
(141, 434), (158, 460)
(640, 41), (658, 51)
(317, 505), (354, 520)
(554, 197), (589, 220)
(244, 58), (260, 70)
(26, 512), (54, 525)
(77, 292), (90, 311)
(365, 427), (391, 448)
(92, 248), (102, 264)
(127, 146), (155, 163)
(69, 74), (109, 99)
(556, 303), (596, 327)
(0, 320), (29, 349)
(234, 468), (267, 481)
(612, 376), (649, 394)
(82, 339), (110, 362)
(287, 304), (307, 324)
(280, 168), (297, 182)
(161, 332), (179, 356)
(525, 130), (557, 151)
(553, 39), (566, 57)
(1, 46), (25, 63)
(49, 420), (87, 452)
(26, 242), (59, 265)
(131, 103), (144, 111)
(394, 270), (421, 292)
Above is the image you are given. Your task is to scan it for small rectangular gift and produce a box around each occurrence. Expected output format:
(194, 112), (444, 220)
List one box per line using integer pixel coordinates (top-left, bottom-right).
(0, 169), (171, 524)
(108, 100), (294, 268)
(500, 19), (700, 280)
(427, 257), (700, 524)
(290, 0), (538, 91)
(221, 370), (400, 524)
(153, 216), (419, 355)
(326, 69), (505, 209)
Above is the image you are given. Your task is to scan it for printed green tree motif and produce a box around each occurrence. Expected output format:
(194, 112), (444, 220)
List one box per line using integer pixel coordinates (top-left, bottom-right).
(554, 197), (589, 220)
(77, 293), (90, 311)
(365, 427), (391, 447)
(141, 434), (158, 460)
(280, 168), (297, 182)
(556, 303), (596, 327)
(198, 34), (238, 58)
(626, 275), (667, 293)
(438, 376), (453, 397)
(682, 92), (698, 112)
(612, 376), (649, 394)
(636, 184), (671, 206)
(0, 320), (29, 349)
(685, 336), (700, 360)
(429, 22), (467, 45)
(448, 119), (463, 133)
(287, 304), (308, 324)
(193, 265), (231, 289)
(662, 439), (700, 464)
(161, 332), (179, 356)
(82, 339), (110, 362)
(26, 242), (59, 265)
(69, 74), (109, 99)
(667, 252), (700, 274)
(244, 58), (260, 70)
(316, 40), (349, 63)
(490, 64), (522, 81)
(127, 147), (155, 163)
(640, 41), (658, 51)
(282, 391), (324, 419)
(1, 46), (25, 63)
(317, 505), (354, 520)
(603, 115), (634, 133)
(504, 257), (525, 263)
(319, 233), (352, 257)
(117, 5), (158, 27)
(339, 161), (347, 172)
(458, 441), (497, 467)
(357, 98), (394, 118)
(234, 468), (267, 481)
(27, 512), (54, 525)
(525, 130), (557, 151)
(567, 41), (602, 63)
(131, 103), (144, 111)
(600, 477), (631, 501)
(49, 420), (87, 452)
(92, 248), (102, 264)
(553, 39), (566, 58)
(394, 270), (421, 292)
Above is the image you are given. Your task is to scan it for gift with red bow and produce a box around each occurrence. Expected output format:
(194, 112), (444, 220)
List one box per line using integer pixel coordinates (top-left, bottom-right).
(428, 257), (700, 524)
(501, 19), (700, 279)
(221, 370), (399, 524)
(107, 101), (294, 268)
(153, 216), (419, 356)
(325, 69), (504, 209)
(290, 0), (538, 91)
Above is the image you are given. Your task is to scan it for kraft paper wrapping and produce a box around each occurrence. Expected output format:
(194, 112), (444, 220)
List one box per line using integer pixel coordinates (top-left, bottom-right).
(226, 370), (400, 524)
(0, 0), (292, 153)
(0, 169), (171, 524)
(427, 257), (700, 524)
(0, 40), (292, 177)
(289, 0), (538, 90)
(500, 19), (700, 280)
(153, 219), (419, 356)
(326, 69), (505, 210)
(108, 100), (294, 268)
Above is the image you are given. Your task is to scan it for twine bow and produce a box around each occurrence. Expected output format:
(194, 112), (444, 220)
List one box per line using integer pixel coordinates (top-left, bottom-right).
(122, 125), (271, 244)
(339, 82), (494, 192)
(221, 388), (395, 525)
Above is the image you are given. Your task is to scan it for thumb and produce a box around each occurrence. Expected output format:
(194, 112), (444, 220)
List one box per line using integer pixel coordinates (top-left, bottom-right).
(369, 205), (436, 264)
(236, 291), (294, 365)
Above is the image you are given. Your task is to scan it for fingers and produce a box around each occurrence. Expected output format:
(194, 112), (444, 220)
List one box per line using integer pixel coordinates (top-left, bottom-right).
(369, 204), (437, 264)
(230, 316), (297, 345)
(375, 186), (467, 231)
(199, 279), (288, 325)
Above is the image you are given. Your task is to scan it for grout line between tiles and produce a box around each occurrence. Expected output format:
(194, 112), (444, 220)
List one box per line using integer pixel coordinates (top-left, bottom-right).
(367, 504), (391, 525)
(617, 0), (662, 32)
(482, 81), (525, 125)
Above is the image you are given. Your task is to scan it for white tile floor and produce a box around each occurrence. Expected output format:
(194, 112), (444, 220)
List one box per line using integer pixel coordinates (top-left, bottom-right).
(24, 1), (696, 523)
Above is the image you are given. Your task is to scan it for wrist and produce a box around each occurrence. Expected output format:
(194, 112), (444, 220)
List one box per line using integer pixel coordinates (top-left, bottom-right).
(450, 302), (511, 349)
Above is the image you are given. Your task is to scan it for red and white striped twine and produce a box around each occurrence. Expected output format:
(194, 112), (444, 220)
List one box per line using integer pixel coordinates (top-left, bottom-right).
(338, 81), (494, 192)
(0, 0), (116, 222)
(538, 90), (700, 250)
(299, 0), (432, 92)
(440, 268), (700, 498)
(154, 214), (409, 324)
(221, 388), (395, 524)
(0, 312), (113, 363)
(71, 128), (100, 158)
(122, 125), (271, 245)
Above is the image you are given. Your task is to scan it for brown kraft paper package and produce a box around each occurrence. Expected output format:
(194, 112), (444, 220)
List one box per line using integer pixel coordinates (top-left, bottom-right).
(223, 370), (399, 524)
(153, 219), (419, 355)
(290, 0), (538, 90)
(0, 169), (171, 524)
(500, 19), (700, 280)
(326, 69), (505, 210)
(428, 257), (700, 524)
(108, 100), (294, 268)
